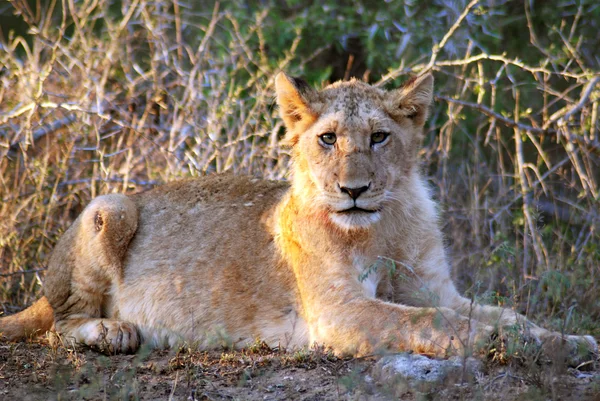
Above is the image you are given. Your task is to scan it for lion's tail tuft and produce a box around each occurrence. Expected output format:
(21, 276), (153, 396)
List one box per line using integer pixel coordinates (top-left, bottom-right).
(0, 296), (54, 341)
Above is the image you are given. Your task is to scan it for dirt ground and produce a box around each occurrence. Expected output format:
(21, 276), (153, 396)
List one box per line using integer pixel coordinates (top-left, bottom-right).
(1, 339), (599, 401)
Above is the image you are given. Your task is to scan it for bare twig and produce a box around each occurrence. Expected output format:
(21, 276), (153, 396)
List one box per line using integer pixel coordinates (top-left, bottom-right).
(435, 94), (548, 135)
(513, 89), (548, 272)
(7, 114), (76, 154)
(435, 94), (600, 151)
(0, 268), (47, 277)
(425, 0), (480, 71)
(543, 76), (600, 129)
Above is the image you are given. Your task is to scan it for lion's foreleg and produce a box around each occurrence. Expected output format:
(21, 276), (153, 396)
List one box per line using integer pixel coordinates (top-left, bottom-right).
(289, 252), (493, 357)
(451, 294), (596, 358)
(431, 278), (598, 363)
(309, 298), (494, 357)
(408, 242), (597, 363)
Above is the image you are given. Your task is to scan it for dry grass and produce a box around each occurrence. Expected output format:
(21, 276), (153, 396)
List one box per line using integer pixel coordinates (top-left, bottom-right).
(1, 0), (297, 310)
(0, 0), (599, 398)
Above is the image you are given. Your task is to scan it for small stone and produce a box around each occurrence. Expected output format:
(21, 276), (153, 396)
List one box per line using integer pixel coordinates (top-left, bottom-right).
(373, 353), (483, 394)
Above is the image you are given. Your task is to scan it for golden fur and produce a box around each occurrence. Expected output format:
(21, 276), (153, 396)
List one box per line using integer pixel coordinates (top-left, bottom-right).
(1, 73), (596, 361)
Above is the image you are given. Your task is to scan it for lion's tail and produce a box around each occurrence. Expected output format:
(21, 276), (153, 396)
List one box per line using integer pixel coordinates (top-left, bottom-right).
(0, 296), (54, 341)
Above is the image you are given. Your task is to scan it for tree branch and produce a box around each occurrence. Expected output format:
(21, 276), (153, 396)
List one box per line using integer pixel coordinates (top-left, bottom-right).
(543, 76), (600, 129)
(435, 94), (600, 151)
(435, 94), (547, 134)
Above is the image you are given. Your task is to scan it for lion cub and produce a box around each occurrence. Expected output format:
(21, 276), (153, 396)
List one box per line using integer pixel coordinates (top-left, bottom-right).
(1, 73), (596, 361)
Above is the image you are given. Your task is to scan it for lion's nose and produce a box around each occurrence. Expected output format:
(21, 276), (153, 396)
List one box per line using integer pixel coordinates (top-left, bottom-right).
(339, 184), (370, 200)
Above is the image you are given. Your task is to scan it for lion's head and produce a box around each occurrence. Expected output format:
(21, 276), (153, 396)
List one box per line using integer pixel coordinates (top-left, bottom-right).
(275, 73), (434, 231)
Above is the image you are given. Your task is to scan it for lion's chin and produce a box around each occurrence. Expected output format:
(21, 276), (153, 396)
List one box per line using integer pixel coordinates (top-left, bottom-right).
(329, 210), (381, 230)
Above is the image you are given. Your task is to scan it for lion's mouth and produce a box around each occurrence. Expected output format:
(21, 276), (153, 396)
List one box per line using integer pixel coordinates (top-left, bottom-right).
(335, 206), (379, 214)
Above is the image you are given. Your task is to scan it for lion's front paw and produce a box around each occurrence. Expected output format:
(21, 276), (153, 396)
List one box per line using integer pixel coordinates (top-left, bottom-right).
(551, 334), (598, 367)
(514, 330), (598, 367)
(79, 319), (140, 354)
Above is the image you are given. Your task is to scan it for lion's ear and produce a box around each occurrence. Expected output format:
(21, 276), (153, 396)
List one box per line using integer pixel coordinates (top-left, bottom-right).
(275, 73), (319, 146)
(384, 73), (434, 126)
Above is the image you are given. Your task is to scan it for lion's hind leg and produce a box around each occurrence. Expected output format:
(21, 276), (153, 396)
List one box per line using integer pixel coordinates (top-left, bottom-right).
(45, 194), (141, 354)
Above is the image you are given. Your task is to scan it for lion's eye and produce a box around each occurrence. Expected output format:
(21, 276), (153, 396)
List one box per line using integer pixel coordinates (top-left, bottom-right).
(371, 131), (389, 146)
(319, 133), (337, 146)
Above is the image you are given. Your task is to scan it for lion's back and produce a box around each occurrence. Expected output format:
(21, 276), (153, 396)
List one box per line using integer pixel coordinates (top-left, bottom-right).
(127, 174), (289, 272)
(133, 173), (288, 210)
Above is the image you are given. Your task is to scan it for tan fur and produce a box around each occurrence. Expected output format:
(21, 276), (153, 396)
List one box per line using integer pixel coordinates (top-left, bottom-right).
(1, 74), (596, 360)
(0, 297), (54, 340)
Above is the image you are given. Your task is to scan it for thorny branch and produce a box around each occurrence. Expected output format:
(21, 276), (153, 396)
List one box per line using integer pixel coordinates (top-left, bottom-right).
(435, 94), (600, 151)
(425, 0), (480, 71)
(544, 76), (600, 129)
(411, 0), (600, 275)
